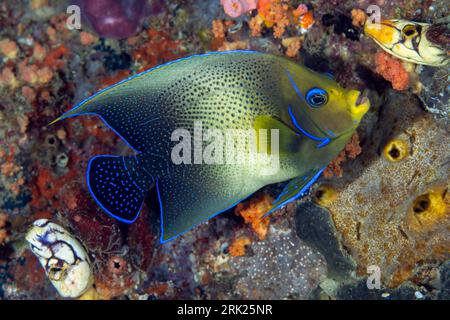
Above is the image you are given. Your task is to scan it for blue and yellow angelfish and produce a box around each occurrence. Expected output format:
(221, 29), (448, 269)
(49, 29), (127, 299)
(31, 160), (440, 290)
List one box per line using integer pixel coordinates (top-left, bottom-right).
(52, 51), (370, 243)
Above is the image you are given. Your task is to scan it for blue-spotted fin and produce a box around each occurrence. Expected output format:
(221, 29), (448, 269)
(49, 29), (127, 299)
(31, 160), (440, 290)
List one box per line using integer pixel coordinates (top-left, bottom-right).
(51, 51), (370, 243)
(364, 19), (449, 67)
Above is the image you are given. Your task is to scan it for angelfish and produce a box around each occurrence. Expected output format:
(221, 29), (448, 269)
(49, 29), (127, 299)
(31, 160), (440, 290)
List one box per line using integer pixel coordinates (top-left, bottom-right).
(52, 51), (370, 243)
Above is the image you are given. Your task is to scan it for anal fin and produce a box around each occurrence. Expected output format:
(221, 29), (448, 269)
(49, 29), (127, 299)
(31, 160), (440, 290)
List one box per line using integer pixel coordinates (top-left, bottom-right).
(156, 166), (251, 243)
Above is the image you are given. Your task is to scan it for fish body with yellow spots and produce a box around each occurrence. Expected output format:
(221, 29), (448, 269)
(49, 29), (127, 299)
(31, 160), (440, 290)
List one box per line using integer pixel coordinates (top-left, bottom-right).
(364, 19), (449, 67)
(53, 51), (370, 242)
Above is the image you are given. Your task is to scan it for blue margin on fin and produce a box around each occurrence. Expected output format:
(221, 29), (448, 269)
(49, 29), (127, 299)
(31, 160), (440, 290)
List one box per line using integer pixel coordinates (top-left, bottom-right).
(91, 113), (141, 153)
(157, 180), (253, 244)
(59, 112), (141, 154)
(61, 50), (263, 117)
(86, 155), (143, 224)
(58, 50), (264, 154)
(273, 175), (308, 202)
(262, 166), (326, 218)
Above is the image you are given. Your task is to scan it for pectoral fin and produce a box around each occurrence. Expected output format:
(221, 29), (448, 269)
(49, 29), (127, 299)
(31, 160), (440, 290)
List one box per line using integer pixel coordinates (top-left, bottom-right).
(263, 167), (326, 217)
(253, 115), (302, 155)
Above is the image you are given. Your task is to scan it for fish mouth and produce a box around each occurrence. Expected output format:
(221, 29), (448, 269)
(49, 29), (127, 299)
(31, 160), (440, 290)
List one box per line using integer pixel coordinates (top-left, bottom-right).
(347, 90), (370, 123)
(364, 20), (399, 49)
(356, 91), (369, 106)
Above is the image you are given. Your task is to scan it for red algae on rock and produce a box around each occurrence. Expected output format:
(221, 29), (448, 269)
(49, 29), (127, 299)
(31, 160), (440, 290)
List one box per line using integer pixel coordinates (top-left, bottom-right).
(229, 236), (252, 257)
(0, 213), (7, 245)
(132, 29), (185, 72)
(79, 31), (98, 46)
(235, 193), (273, 240)
(0, 39), (19, 60)
(324, 132), (362, 178)
(375, 51), (410, 91)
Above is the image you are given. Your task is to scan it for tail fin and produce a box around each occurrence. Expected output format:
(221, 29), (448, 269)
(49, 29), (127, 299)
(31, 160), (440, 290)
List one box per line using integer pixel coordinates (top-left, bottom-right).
(87, 155), (152, 223)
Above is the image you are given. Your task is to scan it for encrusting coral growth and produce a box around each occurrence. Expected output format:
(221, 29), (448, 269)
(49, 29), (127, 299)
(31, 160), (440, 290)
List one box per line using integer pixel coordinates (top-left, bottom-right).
(351, 8), (367, 28)
(220, 0), (258, 18)
(325, 95), (449, 289)
(375, 51), (410, 91)
(0, 213), (7, 245)
(282, 37), (303, 57)
(407, 187), (449, 234)
(235, 193), (273, 240)
(383, 139), (410, 162)
(229, 236), (252, 257)
(0, 39), (19, 60)
(324, 133), (362, 178)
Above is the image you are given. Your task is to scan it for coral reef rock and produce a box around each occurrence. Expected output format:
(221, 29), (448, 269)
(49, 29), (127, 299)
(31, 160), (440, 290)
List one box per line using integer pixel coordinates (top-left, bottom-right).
(324, 91), (450, 288)
(295, 202), (356, 279)
(231, 216), (327, 299)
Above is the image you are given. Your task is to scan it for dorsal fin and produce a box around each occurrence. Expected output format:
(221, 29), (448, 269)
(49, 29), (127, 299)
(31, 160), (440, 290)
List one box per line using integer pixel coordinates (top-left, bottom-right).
(50, 50), (264, 153)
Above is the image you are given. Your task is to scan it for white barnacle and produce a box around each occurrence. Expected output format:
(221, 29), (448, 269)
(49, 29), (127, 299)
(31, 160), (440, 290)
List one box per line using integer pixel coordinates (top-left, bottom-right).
(25, 219), (94, 298)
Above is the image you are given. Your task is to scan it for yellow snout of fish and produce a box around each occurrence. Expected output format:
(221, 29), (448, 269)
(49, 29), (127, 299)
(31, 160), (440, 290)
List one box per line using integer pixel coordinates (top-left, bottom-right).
(364, 19), (449, 67)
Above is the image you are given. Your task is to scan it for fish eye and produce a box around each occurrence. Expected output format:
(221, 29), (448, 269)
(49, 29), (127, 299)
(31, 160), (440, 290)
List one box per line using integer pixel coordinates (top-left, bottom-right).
(306, 88), (328, 108)
(402, 25), (418, 38)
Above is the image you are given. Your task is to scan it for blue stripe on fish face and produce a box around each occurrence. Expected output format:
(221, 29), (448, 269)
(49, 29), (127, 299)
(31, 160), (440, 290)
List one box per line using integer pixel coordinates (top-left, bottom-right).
(285, 70), (336, 148)
(285, 70), (307, 102)
(288, 106), (331, 148)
